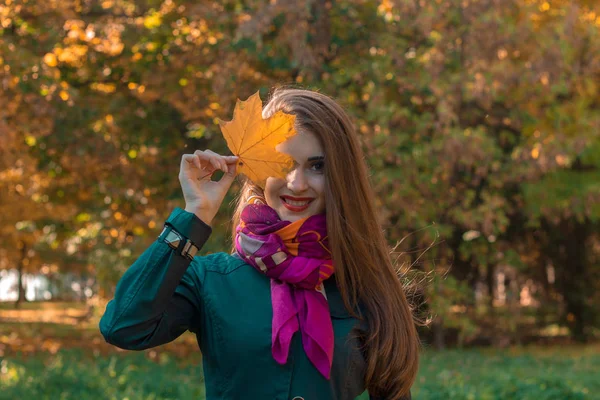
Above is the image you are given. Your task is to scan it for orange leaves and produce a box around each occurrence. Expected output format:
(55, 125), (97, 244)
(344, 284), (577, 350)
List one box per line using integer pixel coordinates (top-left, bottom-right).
(43, 53), (58, 67)
(218, 91), (297, 188)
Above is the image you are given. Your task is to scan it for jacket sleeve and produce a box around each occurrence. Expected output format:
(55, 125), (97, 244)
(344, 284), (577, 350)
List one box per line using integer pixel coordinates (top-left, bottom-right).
(99, 207), (212, 350)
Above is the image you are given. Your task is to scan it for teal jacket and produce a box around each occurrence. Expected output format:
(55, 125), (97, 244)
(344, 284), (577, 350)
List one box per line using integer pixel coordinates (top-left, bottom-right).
(99, 208), (411, 400)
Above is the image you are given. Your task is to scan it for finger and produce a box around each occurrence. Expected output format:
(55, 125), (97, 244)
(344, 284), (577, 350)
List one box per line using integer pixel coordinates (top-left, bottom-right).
(204, 149), (220, 159)
(193, 150), (214, 163)
(206, 152), (228, 172)
(227, 160), (237, 176)
(218, 162), (237, 186)
(205, 156), (217, 170)
(194, 155), (202, 170)
(181, 155), (204, 182)
(197, 156), (217, 173)
(192, 150), (213, 169)
(192, 150), (231, 172)
(225, 155), (239, 163)
(206, 154), (226, 172)
(198, 153), (212, 167)
(182, 154), (199, 169)
(182, 154), (194, 164)
(190, 154), (210, 172)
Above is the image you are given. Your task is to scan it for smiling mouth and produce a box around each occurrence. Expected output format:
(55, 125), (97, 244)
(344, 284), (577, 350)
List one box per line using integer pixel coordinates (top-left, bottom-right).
(280, 197), (314, 211)
(281, 198), (313, 207)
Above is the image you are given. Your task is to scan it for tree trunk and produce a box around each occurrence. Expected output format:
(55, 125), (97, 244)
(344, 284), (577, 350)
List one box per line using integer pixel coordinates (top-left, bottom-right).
(15, 240), (27, 309)
(486, 263), (495, 310)
(561, 219), (591, 342)
(544, 217), (592, 342)
(432, 317), (445, 350)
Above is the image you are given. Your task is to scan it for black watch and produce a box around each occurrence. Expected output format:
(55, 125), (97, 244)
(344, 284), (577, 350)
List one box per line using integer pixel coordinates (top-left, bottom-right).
(158, 224), (199, 260)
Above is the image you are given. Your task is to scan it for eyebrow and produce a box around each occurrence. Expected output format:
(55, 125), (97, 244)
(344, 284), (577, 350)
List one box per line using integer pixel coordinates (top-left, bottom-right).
(307, 156), (325, 162)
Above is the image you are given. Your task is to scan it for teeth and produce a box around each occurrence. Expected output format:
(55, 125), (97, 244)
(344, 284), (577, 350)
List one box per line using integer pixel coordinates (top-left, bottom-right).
(283, 198), (311, 207)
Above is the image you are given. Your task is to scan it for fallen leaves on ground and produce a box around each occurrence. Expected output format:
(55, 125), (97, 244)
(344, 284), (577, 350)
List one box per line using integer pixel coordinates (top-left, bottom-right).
(0, 301), (200, 360)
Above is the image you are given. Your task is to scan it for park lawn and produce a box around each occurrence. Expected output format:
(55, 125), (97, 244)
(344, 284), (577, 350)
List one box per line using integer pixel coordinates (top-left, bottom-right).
(0, 301), (200, 359)
(1, 345), (598, 400)
(411, 345), (598, 400)
(1, 302), (598, 399)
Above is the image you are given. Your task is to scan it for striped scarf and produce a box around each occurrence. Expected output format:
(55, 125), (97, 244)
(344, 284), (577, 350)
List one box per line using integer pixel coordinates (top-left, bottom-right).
(234, 200), (335, 379)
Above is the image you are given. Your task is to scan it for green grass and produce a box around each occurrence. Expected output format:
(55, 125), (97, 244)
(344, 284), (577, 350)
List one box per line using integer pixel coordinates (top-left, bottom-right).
(1, 345), (598, 399)
(411, 346), (598, 400)
(0, 349), (205, 400)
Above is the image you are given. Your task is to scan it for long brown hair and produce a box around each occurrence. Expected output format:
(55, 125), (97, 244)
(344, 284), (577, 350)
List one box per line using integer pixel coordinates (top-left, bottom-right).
(230, 87), (419, 398)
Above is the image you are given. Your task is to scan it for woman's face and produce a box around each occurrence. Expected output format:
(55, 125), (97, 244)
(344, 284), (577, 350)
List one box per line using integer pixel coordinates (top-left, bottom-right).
(264, 131), (326, 222)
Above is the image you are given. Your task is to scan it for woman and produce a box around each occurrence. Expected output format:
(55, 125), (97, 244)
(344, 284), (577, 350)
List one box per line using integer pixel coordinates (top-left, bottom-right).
(100, 87), (419, 399)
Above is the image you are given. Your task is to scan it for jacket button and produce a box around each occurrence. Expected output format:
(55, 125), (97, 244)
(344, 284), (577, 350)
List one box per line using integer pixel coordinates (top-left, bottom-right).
(292, 397), (304, 400)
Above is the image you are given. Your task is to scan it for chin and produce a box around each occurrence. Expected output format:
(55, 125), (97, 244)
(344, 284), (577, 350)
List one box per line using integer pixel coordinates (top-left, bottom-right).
(279, 207), (322, 222)
(278, 210), (305, 222)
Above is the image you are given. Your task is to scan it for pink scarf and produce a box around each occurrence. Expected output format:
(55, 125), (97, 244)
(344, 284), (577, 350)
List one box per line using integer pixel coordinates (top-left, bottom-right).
(234, 201), (335, 379)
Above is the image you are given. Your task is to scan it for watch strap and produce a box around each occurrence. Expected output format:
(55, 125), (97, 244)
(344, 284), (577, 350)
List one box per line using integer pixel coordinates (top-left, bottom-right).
(165, 207), (212, 246)
(158, 225), (199, 260)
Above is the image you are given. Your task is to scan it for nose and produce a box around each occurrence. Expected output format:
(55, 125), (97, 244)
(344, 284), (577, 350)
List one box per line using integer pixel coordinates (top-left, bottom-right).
(286, 167), (309, 192)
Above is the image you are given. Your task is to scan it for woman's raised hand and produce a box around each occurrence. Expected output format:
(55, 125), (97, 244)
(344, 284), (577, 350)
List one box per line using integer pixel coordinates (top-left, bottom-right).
(179, 150), (239, 226)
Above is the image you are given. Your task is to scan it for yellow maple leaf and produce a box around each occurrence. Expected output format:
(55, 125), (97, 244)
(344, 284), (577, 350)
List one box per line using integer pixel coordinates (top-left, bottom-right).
(219, 91), (297, 188)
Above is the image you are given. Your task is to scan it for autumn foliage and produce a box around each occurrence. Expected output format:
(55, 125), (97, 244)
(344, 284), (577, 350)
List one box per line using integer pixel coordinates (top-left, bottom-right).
(0, 0), (599, 345)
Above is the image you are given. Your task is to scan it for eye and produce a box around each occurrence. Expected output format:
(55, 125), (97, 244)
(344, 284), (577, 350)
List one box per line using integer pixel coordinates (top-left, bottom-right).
(310, 161), (325, 172)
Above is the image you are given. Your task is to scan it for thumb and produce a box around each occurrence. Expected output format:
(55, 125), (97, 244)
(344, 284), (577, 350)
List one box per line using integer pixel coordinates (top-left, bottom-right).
(217, 162), (237, 188)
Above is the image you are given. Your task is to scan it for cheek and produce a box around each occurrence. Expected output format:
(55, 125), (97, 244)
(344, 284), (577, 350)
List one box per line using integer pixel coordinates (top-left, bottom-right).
(310, 175), (326, 198)
(264, 178), (285, 201)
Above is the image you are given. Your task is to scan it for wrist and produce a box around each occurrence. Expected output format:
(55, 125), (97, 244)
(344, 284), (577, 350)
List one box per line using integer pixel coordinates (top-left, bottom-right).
(184, 206), (213, 226)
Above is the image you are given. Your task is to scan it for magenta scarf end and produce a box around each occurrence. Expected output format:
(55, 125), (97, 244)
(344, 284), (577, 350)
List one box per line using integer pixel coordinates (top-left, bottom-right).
(273, 350), (288, 366)
(316, 365), (332, 380)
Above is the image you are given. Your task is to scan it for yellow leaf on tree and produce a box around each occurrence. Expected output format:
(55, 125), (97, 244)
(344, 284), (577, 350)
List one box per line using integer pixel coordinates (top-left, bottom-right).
(43, 53), (58, 67)
(218, 91), (297, 188)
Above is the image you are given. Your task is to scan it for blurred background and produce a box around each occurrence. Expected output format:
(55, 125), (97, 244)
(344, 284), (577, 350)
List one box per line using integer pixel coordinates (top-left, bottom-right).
(0, 0), (598, 399)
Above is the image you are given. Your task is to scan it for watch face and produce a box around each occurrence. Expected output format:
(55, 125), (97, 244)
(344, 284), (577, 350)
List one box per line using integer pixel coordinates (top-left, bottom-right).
(161, 227), (198, 260)
(164, 230), (182, 249)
